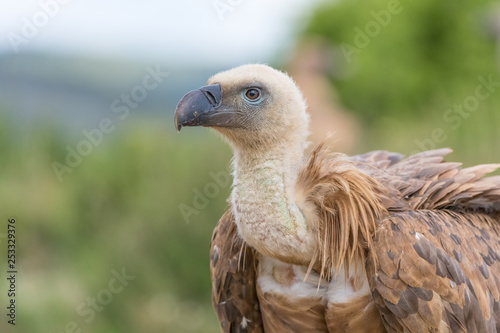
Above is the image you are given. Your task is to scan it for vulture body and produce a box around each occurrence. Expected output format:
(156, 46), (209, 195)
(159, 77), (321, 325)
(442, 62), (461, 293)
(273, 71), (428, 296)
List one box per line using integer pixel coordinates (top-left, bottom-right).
(174, 64), (500, 332)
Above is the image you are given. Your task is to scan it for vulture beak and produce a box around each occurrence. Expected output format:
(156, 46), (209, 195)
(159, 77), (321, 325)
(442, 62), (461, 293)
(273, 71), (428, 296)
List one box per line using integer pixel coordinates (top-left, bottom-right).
(174, 84), (240, 132)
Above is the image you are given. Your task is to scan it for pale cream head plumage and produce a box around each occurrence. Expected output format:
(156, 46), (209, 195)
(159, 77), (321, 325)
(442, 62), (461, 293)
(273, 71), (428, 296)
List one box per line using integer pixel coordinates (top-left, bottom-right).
(206, 64), (310, 153)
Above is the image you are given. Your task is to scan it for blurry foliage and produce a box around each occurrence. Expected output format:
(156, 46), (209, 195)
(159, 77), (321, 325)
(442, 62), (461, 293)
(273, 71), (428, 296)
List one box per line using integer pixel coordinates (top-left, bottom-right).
(303, 0), (500, 159)
(305, 0), (498, 117)
(0, 117), (231, 333)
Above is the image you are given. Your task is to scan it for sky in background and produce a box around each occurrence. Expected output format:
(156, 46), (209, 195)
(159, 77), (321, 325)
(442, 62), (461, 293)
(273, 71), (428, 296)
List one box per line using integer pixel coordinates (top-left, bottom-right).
(0, 0), (323, 65)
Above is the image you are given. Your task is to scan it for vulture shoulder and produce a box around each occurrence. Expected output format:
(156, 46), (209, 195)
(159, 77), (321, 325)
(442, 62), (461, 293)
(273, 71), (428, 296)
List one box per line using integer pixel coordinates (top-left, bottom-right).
(361, 148), (500, 332)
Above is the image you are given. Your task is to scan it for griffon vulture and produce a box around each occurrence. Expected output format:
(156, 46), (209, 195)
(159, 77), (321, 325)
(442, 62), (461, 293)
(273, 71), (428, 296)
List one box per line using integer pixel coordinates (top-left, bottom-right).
(174, 64), (500, 332)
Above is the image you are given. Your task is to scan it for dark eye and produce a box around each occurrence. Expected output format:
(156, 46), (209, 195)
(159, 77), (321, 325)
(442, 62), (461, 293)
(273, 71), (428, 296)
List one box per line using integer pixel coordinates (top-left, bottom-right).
(245, 88), (260, 101)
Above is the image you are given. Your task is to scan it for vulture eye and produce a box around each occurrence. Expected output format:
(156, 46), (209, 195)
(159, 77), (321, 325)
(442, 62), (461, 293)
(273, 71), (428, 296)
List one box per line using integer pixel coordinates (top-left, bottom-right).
(245, 88), (261, 101)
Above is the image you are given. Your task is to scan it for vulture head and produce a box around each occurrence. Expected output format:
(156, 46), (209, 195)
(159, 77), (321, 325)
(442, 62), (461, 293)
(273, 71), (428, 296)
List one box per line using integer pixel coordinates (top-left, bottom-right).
(175, 64), (316, 263)
(175, 64), (310, 152)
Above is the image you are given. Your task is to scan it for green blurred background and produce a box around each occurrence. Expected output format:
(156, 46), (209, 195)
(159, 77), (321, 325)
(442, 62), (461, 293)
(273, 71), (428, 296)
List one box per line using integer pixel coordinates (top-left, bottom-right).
(1, 0), (499, 332)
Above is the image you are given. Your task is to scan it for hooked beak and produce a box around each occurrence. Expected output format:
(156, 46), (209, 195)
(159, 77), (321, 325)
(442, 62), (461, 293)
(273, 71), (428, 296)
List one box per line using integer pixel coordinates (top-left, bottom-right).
(174, 84), (241, 132)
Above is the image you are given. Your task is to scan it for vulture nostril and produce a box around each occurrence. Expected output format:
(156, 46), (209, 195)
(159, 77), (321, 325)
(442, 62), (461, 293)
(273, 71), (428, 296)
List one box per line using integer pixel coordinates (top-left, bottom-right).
(204, 90), (217, 106)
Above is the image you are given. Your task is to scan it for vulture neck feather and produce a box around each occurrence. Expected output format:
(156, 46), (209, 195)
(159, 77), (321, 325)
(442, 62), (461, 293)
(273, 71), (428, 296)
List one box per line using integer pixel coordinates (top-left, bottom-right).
(231, 142), (316, 266)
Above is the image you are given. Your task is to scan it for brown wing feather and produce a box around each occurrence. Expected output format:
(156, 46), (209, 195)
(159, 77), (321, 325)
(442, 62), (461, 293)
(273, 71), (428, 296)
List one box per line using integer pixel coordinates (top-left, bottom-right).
(364, 148), (500, 212)
(367, 210), (500, 333)
(210, 209), (263, 332)
(351, 150), (405, 170)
